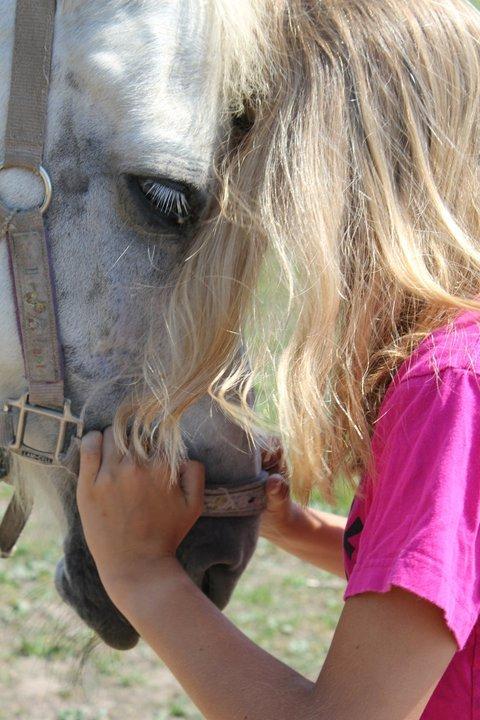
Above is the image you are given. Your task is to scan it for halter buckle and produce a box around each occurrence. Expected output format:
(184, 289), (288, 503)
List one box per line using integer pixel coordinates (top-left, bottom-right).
(3, 393), (84, 465)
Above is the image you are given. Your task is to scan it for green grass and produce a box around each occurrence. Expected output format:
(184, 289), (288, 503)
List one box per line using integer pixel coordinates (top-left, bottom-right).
(0, 484), (345, 719)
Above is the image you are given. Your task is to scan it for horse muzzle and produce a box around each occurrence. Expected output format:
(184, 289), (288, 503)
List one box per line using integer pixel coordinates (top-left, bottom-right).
(54, 509), (261, 650)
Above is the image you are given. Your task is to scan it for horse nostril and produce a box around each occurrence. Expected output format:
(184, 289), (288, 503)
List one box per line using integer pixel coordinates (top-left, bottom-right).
(54, 557), (70, 601)
(200, 563), (240, 610)
(201, 571), (211, 597)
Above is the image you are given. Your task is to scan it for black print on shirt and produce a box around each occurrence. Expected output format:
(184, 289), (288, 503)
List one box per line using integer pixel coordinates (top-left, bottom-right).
(343, 517), (364, 560)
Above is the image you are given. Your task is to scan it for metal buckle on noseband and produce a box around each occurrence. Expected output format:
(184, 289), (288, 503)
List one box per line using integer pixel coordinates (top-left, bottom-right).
(3, 393), (84, 465)
(1, 395), (266, 514)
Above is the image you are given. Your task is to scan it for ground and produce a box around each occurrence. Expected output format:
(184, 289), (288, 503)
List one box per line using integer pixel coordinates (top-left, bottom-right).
(0, 484), (347, 720)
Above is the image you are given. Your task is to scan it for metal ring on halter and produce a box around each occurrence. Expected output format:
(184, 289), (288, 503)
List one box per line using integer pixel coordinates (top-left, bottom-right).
(0, 163), (52, 215)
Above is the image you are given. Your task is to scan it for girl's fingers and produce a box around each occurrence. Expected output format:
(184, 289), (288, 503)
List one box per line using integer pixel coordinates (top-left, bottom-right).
(265, 474), (290, 509)
(262, 444), (286, 474)
(179, 461), (205, 511)
(101, 426), (123, 468)
(78, 431), (103, 488)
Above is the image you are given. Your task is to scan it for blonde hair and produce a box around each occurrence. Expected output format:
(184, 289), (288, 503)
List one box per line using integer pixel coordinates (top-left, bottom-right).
(118, 0), (480, 503)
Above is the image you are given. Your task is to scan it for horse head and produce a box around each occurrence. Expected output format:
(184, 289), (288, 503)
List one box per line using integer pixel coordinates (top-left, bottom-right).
(0, 0), (266, 650)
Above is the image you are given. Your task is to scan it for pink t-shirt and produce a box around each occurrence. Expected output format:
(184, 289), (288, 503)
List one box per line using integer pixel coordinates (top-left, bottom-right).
(344, 311), (480, 719)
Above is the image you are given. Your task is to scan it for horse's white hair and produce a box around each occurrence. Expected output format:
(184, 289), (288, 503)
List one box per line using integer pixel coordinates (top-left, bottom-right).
(61, 0), (270, 112)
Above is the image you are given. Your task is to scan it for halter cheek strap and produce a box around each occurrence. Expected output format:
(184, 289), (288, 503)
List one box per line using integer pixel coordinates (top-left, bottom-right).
(2, 0), (63, 403)
(0, 0), (83, 557)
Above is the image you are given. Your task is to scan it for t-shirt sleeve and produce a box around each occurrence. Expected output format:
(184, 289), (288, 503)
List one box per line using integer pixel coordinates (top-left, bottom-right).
(344, 367), (480, 649)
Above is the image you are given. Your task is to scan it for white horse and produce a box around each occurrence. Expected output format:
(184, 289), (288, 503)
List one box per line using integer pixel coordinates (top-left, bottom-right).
(0, 0), (265, 650)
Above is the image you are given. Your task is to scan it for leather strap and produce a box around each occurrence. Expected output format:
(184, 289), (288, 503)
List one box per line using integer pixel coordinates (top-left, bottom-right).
(0, 491), (33, 558)
(4, 0), (56, 168)
(202, 472), (268, 517)
(1, 0), (60, 407)
(4, 207), (64, 407)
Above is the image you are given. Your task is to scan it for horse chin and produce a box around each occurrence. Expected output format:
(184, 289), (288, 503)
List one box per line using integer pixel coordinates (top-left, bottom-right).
(54, 557), (140, 651)
(53, 512), (259, 650)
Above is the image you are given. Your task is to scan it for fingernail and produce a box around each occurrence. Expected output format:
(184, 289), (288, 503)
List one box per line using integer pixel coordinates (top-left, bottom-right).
(268, 478), (282, 493)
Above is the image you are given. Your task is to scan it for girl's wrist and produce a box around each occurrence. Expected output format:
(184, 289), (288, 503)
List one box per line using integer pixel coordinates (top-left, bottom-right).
(100, 555), (185, 609)
(106, 557), (197, 634)
(260, 501), (304, 543)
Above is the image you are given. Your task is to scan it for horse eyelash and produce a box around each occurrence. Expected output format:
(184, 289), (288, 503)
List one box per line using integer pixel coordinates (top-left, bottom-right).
(142, 181), (190, 218)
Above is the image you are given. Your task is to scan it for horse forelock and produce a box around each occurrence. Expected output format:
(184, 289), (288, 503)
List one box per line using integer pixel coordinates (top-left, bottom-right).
(58, 0), (272, 114)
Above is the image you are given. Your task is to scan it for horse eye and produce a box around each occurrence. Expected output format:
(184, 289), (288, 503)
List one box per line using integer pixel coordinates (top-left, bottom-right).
(137, 177), (192, 226)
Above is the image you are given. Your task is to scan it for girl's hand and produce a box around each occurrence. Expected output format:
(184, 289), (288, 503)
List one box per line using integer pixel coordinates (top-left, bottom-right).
(261, 444), (286, 476)
(260, 445), (299, 541)
(259, 474), (299, 541)
(76, 428), (205, 591)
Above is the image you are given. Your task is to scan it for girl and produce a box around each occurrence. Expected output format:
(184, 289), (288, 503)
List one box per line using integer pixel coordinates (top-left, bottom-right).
(76, 1), (480, 718)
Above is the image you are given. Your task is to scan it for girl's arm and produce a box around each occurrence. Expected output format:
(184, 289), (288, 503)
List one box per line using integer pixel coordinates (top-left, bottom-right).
(109, 560), (455, 720)
(77, 431), (456, 720)
(260, 479), (347, 578)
